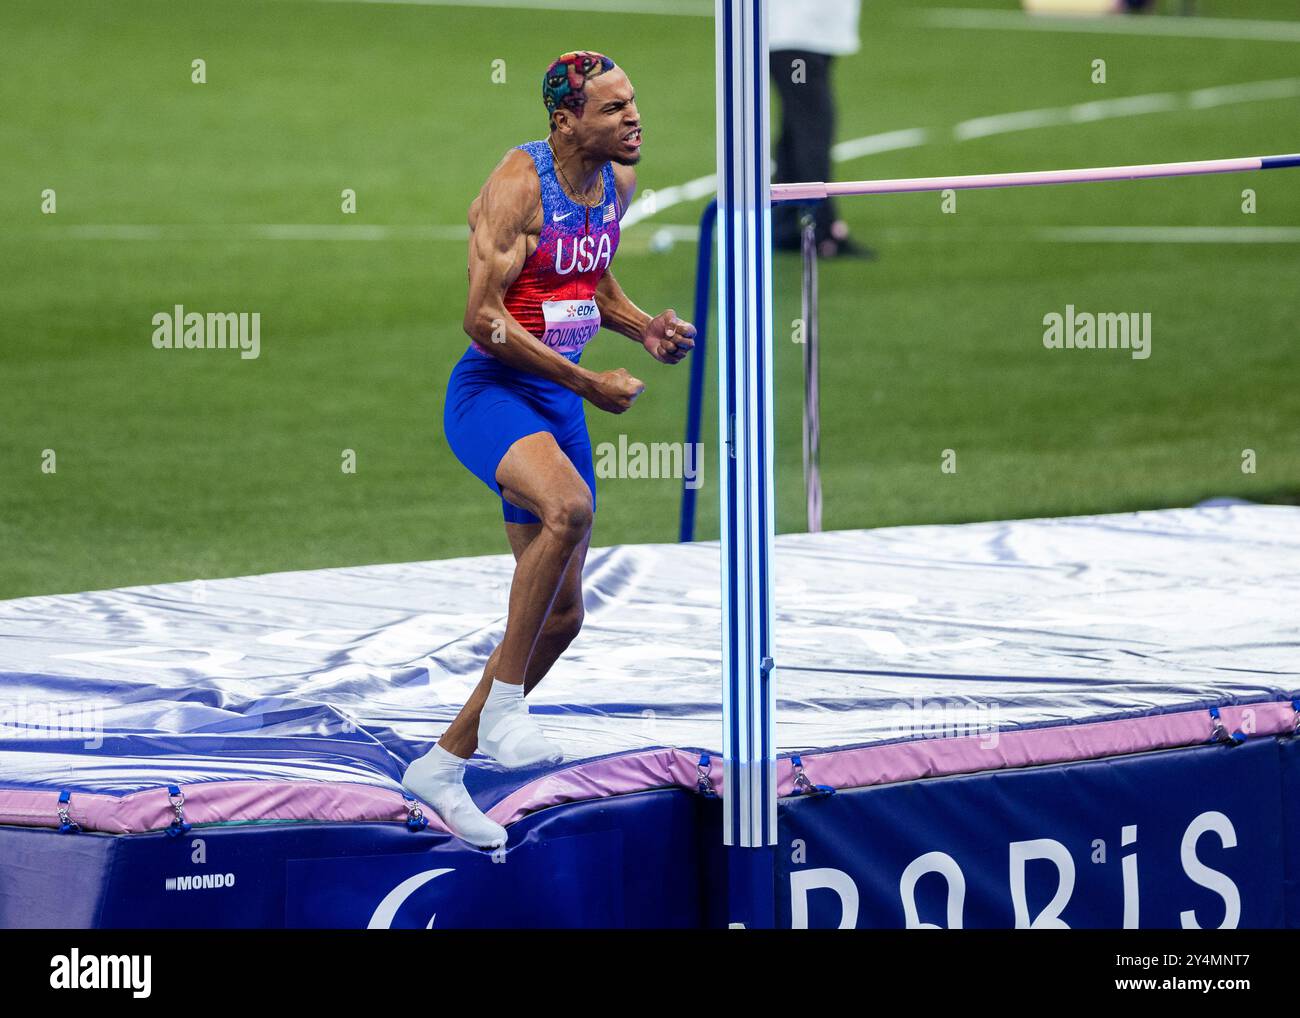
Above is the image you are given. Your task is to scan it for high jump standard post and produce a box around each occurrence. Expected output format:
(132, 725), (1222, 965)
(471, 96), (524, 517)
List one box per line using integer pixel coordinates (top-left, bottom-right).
(716, 0), (776, 928)
(713, 0), (1299, 931)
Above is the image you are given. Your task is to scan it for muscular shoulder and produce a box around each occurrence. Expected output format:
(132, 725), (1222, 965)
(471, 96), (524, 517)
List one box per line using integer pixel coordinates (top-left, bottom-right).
(612, 162), (637, 218)
(467, 148), (542, 234)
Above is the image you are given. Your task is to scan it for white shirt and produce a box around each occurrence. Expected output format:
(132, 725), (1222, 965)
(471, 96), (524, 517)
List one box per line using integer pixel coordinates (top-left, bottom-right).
(769, 0), (862, 56)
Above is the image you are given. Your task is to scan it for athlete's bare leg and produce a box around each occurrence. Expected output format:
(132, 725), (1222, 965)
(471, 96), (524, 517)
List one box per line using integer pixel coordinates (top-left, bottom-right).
(436, 430), (590, 768)
(487, 432), (591, 683)
(437, 520), (588, 758)
(401, 432), (590, 846)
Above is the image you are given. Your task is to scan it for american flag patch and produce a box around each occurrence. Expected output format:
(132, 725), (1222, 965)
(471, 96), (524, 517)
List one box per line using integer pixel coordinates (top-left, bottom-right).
(603, 203), (617, 224)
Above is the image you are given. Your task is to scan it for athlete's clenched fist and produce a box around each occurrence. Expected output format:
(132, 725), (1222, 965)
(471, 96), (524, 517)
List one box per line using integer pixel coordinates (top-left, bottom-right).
(587, 367), (645, 413)
(642, 308), (696, 365)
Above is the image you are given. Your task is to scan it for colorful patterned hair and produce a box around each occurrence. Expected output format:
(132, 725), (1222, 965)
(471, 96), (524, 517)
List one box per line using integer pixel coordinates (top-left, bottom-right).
(543, 51), (617, 123)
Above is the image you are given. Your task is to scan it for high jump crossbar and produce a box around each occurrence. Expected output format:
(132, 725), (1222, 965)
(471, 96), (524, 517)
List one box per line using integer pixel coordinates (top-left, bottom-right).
(714, 0), (1297, 933)
(683, 150), (1300, 543)
(772, 153), (1300, 202)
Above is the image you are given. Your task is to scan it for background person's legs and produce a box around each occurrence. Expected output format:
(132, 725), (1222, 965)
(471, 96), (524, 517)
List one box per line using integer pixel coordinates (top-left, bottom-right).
(770, 48), (836, 248)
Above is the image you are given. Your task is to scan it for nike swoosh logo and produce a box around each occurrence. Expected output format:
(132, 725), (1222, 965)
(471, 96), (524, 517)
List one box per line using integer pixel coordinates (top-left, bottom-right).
(553, 211), (574, 222)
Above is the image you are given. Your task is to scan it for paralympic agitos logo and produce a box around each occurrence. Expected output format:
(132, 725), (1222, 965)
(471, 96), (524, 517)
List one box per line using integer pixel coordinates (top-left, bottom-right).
(367, 867), (455, 929)
(789, 809), (1243, 929)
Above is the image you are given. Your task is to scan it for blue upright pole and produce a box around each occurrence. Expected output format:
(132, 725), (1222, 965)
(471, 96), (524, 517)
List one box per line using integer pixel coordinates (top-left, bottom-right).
(679, 198), (717, 544)
(716, 0), (776, 928)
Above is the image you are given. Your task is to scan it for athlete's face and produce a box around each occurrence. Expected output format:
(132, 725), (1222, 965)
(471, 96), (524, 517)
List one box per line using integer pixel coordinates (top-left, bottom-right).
(574, 68), (642, 166)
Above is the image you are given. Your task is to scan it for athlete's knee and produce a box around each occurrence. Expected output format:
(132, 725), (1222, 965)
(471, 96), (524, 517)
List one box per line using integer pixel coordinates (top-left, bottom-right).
(544, 602), (585, 649)
(541, 492), (593, 545)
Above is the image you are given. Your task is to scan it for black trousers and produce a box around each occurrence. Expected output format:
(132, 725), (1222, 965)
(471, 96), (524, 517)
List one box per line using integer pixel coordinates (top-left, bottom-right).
(770, 49), (838, 247)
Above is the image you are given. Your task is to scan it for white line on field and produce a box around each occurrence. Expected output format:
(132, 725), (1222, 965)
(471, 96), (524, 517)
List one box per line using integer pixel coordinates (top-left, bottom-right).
(923, 9), (1300, 43)
(1188, 78), (1300, 107)
(954, 93), (1179, 140)
(830, 127), (932, 163)
(1036, 226), (1300, 244)
(622, 174), (720, 228)
(46, 221), (696, 245)
(954, 78), (1300, 140)
(44, 224), (468, 241)
(255, 224), (466, 240)
(280, 0), (710, 15)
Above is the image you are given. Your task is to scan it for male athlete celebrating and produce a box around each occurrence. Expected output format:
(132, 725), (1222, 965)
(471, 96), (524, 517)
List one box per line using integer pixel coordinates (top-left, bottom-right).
(403, 52), (695, 847)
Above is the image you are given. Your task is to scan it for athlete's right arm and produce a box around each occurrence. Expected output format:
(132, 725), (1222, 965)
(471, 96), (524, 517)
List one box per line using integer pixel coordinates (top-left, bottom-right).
(463, 152), (643, 414)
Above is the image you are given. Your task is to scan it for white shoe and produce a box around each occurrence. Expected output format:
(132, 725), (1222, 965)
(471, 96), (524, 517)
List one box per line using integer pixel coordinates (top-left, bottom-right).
(477, 679), (564, 769)
(402, 747), (507, 850)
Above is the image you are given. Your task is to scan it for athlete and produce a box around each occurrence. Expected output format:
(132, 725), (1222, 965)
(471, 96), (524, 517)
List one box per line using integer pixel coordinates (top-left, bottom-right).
(402, 52), (695, 848)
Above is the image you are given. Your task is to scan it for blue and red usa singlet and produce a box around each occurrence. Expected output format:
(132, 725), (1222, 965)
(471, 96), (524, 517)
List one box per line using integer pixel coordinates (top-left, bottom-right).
(444, 140), (622, 524)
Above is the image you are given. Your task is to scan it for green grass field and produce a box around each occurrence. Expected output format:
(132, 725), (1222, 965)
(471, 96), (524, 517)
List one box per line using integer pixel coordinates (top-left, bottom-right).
(1, 0), (1297, 598)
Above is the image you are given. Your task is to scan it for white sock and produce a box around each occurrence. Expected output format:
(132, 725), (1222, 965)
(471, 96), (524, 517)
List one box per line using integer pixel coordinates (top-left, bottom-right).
(401, 745), (506, 850)
(477, 678), (564, 769)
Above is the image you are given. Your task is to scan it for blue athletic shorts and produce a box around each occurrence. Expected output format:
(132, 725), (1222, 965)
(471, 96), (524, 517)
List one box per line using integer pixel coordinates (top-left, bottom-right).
(443, 346), (596, 525)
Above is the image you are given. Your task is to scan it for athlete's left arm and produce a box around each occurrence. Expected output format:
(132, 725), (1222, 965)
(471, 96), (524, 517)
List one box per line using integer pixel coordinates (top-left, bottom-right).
(595, 164), (696, 366)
